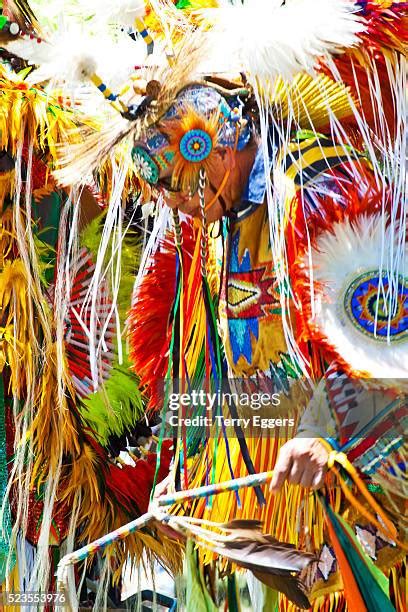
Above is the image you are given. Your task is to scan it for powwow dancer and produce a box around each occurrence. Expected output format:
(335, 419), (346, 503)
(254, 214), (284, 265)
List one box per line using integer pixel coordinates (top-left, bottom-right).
(114, 2), (407, 609)
(0, 0), (406, 609)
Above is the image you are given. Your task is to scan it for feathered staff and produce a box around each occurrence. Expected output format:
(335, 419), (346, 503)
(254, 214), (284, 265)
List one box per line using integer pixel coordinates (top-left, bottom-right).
(57, 471), (317, 609)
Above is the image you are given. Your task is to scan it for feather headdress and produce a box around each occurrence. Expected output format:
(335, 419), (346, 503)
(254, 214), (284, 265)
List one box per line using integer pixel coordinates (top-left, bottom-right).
(52, 0), (366, 186)
(53, 30), (210, 185)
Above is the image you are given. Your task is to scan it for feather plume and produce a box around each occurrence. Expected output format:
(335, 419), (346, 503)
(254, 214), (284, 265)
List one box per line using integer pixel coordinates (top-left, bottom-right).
(0, 65), (89, 158)
(269, 72), (355, 130)
(102, 0), (146, 27)
(252, 571), (311, 610)
(6, 26), (143, 88)
(53, 116), (132, 186)
(198, 0), (365, 82)
(80, 361), (145, 445)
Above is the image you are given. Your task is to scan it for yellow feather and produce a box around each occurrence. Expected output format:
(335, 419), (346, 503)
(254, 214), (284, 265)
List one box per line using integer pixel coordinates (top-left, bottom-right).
(268, 72), (355, 129)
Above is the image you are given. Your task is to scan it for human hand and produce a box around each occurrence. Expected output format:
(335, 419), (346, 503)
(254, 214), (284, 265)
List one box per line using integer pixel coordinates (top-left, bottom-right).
(152, 473), (172, 502)
(270, 438), (329, 493)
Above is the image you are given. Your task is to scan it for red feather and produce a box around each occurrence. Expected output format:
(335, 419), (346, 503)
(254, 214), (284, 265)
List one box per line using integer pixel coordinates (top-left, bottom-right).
(106, 440), (173, 514)
(56, 248), (115, 398)
(128, 222), (197, 412)
(319, 4), (407, 145)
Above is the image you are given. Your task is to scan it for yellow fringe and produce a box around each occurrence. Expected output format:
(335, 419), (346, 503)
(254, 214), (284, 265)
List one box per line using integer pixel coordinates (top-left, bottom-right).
(176, 432), (329, 566)
(268, 73), (355, 130)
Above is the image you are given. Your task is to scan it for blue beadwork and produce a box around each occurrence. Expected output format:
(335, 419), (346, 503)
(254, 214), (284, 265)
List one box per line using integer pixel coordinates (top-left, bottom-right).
(145, 130), (170, 153)
(228, 232), (259, 364)
(179, 129), (213, 162)
(345, 272), (408, 340)
(131, 146), (159, 184)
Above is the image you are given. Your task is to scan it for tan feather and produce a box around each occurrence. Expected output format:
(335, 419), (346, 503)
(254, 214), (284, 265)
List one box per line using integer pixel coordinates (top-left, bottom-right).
(252, 570), (311, 609)
(168, 517), (315, 608)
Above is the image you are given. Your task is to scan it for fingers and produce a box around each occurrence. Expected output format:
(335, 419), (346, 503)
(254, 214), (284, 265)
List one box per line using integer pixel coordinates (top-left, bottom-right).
(152, 474), (171, 500)
(289, 460), (302, 485)
(270, 447), (292, 494)
(300, 464), (316, 488)
(270, 439), (329, 493)
(311, 469), (325, 490)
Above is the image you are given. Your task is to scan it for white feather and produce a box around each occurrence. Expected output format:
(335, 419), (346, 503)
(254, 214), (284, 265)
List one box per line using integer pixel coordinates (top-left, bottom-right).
(103, 0), (146, 27)
(201, 0), (365, 81)
(306, 214), (408, 379)
(30, 0), (145, 29)
(8, 26), (145, 90)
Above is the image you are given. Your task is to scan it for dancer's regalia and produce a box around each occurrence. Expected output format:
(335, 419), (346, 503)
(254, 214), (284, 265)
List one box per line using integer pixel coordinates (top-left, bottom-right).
(0, 2), (182, 602)
(0, 0), (406, 609)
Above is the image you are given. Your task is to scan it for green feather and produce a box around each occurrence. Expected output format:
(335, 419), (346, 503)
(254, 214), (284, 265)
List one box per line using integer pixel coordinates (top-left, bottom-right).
(80, 211), (141, 323)
(261, 584), (280, 612)
(325, 502), (395, 611)
(80, 213), (144, 443)
(227, 574), (240, 612)
(80, 357), (145, 445)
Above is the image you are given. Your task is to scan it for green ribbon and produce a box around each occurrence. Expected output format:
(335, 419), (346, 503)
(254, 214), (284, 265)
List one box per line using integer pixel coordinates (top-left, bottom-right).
(0, 377), (15, 583)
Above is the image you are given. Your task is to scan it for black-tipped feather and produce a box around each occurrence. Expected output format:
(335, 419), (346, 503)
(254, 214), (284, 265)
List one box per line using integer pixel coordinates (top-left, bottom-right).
(208, 520), (315, 608)
(253, 570), (312, 610)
